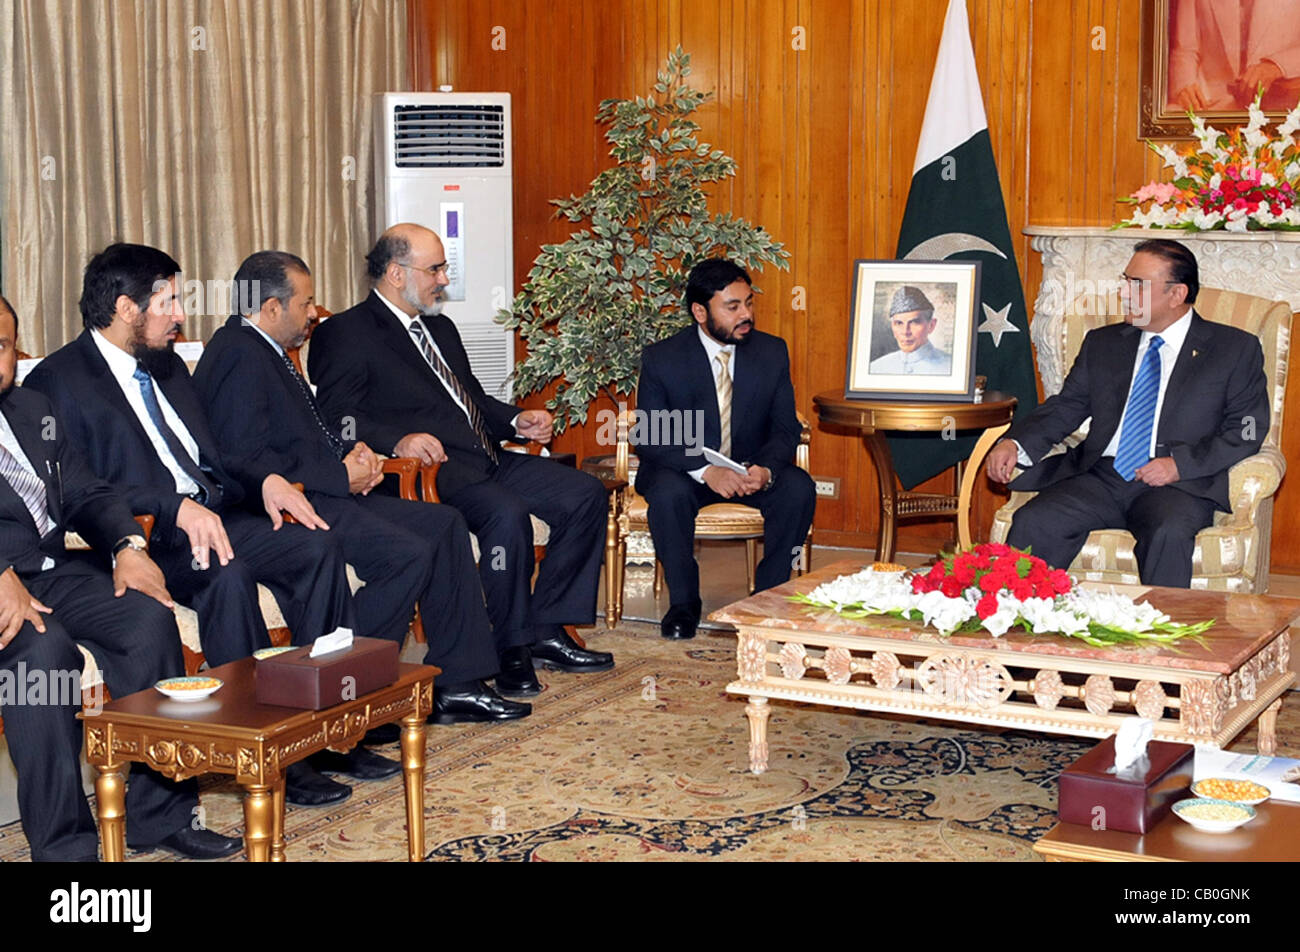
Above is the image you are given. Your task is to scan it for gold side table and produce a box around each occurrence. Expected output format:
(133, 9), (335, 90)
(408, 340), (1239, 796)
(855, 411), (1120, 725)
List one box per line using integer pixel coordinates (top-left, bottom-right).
(813, 390), (1017, 561)
(81, 659), (438, 862)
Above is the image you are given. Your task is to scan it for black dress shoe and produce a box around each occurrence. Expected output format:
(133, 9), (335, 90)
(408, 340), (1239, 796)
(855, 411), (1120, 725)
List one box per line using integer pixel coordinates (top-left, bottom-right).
(660, 603), (700, 640)
(130, 827), (242, 861)
(532, 629), (615, 672)
(430, 680), (531, 725)
(494, 646), (542, 697)
(310, 747), (402, 781)
(363, 723), (401, 746)
(285, 761), (352, 807)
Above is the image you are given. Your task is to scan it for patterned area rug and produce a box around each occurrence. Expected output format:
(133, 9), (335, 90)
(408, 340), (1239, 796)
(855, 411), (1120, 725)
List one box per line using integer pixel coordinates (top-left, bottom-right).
(0, 623), (1295, 861)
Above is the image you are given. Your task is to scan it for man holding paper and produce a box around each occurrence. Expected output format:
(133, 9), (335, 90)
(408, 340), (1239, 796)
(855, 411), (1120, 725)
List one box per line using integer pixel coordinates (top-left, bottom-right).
(635, 258), (816, 640)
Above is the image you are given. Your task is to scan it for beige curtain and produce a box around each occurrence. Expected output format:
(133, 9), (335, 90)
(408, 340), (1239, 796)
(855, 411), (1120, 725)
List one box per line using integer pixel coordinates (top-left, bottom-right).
(0, 0), (408, 355)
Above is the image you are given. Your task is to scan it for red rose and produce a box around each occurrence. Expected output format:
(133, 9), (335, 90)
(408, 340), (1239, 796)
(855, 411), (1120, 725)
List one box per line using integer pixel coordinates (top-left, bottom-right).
(941, 576), (965, 598)
(976, 592), (998, 620)
(1051, 569), (1072, 594)
(1012, 578), (1034, 600)
(979, 573), (1002, 593)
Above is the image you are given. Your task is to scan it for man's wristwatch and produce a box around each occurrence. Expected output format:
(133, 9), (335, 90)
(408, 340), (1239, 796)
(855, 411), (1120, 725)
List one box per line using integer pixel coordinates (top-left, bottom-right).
(762, 468), (776, 492)
(111, 534), (148, 568)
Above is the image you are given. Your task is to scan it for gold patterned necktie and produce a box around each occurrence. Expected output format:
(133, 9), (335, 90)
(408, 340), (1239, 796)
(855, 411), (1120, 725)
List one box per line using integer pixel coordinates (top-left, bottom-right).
(716, 350), (733, 458)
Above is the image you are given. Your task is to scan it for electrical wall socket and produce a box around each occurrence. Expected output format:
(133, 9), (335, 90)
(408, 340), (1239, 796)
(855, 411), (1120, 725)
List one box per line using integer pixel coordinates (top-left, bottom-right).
(813, 476), (840, 499)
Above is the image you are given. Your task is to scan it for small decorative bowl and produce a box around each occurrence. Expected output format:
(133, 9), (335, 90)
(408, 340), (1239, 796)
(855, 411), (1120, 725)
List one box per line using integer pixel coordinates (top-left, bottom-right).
(154, 676), (223, 702)
(253, 646), (296, 661)
(1191, 777), (1271, 806)
(1172, 797), (1255, 834)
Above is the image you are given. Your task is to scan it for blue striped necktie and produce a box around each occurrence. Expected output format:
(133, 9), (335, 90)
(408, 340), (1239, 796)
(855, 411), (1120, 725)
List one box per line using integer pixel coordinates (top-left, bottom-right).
(1113, 335), (1164, 481)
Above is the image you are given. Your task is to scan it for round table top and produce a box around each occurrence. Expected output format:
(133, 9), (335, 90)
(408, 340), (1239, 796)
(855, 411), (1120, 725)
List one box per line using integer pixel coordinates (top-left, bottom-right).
(813, 389), (1017, 432)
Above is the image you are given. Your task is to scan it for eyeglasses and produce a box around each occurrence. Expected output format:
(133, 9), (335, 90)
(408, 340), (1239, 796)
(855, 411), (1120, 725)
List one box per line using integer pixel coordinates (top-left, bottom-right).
(401, 260), (449, 277)
(1120, 273), (1180, 291)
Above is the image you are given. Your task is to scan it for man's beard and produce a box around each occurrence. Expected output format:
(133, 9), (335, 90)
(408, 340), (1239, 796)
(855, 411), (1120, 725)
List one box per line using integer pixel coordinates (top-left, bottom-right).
(706, 311), (753, 346)
(401, 282), (443, 317)
(130, 323), (182, 378)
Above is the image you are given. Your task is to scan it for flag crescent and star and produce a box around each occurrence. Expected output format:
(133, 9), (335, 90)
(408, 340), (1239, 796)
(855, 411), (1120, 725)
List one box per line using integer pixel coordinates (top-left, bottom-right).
(886, 0), (1039, 490)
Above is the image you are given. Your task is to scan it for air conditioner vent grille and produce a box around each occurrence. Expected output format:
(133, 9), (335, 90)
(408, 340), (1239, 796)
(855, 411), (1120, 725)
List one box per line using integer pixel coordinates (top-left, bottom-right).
(393, 104), (506, 168)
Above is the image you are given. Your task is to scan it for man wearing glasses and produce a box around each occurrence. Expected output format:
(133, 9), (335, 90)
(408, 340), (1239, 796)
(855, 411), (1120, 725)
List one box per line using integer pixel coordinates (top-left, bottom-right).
(984, 238), (1269, 586)
(309, 224), (614, 699)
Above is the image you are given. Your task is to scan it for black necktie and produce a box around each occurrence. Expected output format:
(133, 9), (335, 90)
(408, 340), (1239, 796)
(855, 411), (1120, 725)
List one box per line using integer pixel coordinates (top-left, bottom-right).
(132, 366), (222, 507)
(279, 353), (346, 460)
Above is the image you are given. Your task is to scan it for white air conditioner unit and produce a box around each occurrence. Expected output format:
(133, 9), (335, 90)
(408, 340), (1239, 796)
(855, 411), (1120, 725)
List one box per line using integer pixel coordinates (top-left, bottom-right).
(373, 91), (514, 399)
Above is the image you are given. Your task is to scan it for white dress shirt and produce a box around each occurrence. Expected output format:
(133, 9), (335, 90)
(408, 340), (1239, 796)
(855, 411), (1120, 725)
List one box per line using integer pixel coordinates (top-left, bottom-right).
(374, 291), (520, 438)
(1014, 307), (1195, 469)
(690, 326), (738, 483)
(91, 330), (202, 495)
(0, 409), (55, 569)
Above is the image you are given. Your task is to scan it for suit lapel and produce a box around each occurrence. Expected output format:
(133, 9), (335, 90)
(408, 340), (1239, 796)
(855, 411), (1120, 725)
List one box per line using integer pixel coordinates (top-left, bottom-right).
(1095, 325), (1142, 442)
(8, 410), (60, 528)
(75, 331), (160, 457)
(367, 294), (446, 388)
(1157, 312), (1212, 439)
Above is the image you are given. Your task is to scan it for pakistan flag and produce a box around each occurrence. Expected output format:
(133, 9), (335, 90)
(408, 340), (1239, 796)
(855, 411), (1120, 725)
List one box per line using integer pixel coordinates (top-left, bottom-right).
(888, 0), (1038, 490)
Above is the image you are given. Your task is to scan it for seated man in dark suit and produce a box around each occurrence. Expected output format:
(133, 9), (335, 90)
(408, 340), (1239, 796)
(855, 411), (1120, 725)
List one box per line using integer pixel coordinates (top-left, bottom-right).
(984, 238), (1269, 586)
(25, 243), (391, 807)
(192, 250), (527, 725)
(636, 258), (817, 640)
(308, 223), (613, 697)
(0, 294), (240, 860)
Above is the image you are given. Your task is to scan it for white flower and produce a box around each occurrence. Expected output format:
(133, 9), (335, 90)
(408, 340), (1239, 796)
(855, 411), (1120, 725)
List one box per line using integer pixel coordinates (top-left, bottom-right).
(1245, 128), (1269, 151)
(1155, 143), (1181, 168)
(1279, 103), (1300, 138)
(1286, 161), (1300, 179)
(1252, 207), (1277, 226)
(1261, 171), (1277, 187)
(1246, 96), (1267, 134)
(1225, 210), (1250, 232)
(1062, 588), (1169, 632)
(1172, 156), (1189, 179)
(1192, 209), (1224, 229)
(804, 567), (914, 614)
(912, 589), (975, 636)
(1209, 172), (1223, 190)
(981, 592), (1023, 637)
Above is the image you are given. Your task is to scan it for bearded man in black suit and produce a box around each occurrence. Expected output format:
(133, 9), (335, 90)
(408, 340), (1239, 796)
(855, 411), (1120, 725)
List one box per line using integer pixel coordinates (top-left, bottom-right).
(635, 258), (817, 640)
(985, 238), (1270, 587)
(0, 295), (240, 860)
(308, 224), (613, 698)
(191, 250), (526, 725)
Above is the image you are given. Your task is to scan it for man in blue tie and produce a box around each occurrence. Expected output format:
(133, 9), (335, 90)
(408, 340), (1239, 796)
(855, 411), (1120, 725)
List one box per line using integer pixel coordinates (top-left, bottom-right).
(984, 239), (1270, 586)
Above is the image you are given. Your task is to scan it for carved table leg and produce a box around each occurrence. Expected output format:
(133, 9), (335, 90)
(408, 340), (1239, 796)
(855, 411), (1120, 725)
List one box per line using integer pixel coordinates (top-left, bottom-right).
(401, 713), (427, 862)
(1258, 696), (1284, 756)
(604, 489), (621, 629)
(94, 763), (127, 862)
(242, 784), (275, 862)
(959, 423), (1011, 549)
(745, 696), (772, 775)
(270, 778), (286, 862)
(863, 432), (898, 562)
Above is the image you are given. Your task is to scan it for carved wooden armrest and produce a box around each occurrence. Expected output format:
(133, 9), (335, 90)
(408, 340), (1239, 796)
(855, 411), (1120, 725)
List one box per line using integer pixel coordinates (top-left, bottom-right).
(133, 514), (155, 543)
(796, 411), (811, 472)
(280, 481), (308, 525)
(1224, 446), (1286, 527)
(381, 457), (420, 502)
(419, 463), (443, 503)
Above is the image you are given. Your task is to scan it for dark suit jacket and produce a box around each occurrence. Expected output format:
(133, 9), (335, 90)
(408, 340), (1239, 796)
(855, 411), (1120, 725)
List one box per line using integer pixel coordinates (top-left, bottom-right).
(0, 386), (138, 580)
(192, 316), (354, 500)
(1006, 311), (1270, 511)
(24, 331), (247, 548)
(634, 326), (802, 493)
(307, 291), (520, 499)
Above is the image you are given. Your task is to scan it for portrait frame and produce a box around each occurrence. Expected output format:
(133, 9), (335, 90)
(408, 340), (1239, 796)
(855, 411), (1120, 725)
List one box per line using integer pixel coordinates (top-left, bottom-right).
(1139, 0), (1300, 138)
(844, 259), (981, 403)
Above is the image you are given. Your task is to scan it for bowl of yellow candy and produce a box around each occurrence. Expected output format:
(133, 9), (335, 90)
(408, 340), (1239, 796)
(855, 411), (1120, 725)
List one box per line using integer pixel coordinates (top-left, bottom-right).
(1190, 777), (1270, 805)
(1172, 797), (1255, 833)
(155, 676), (223, 702)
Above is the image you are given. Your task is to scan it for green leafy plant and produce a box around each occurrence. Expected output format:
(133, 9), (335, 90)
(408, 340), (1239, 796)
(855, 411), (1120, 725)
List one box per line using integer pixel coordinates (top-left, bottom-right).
(497, 46), (790, 430)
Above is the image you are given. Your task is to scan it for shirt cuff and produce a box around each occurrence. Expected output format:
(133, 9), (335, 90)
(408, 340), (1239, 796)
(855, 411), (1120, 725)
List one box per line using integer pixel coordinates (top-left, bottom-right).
(1012, 440), (1032, 468)
(689, 465), (709, 484)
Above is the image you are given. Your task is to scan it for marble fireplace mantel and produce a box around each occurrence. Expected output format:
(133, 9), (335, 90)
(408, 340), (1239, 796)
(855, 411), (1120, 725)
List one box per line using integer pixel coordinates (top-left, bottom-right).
(1024, 226), (1300, 395)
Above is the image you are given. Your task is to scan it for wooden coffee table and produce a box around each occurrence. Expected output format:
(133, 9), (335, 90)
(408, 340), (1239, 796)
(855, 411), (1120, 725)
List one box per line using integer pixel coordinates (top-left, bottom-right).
(80, 658), (439, 862)
(1034, 801), (1300, 861)
(711, 561), (1296, 774)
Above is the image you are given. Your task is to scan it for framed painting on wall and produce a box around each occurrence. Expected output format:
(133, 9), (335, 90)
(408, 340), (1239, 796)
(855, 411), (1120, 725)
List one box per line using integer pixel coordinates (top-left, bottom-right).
(1140, 0), (1300, 137)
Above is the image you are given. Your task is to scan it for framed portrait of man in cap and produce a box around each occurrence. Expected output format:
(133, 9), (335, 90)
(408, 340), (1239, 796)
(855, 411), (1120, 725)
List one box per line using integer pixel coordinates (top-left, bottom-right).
(845, 259), (980, 401)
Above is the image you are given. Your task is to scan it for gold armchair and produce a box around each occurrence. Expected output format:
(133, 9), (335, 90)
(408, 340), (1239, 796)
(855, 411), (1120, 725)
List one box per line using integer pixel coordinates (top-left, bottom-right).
(989, 287), (1292, 593)
(612, 408), (813, 612)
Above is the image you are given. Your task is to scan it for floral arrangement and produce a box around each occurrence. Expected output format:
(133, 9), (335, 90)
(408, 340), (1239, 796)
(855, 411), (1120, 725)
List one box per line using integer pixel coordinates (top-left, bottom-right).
(792, 543), (1213, 648)
(1118, 93), (1300, 231)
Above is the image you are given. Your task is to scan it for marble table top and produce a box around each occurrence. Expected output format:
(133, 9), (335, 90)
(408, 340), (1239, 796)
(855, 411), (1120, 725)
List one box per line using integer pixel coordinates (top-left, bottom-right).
(709, 561), (1300, 675)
